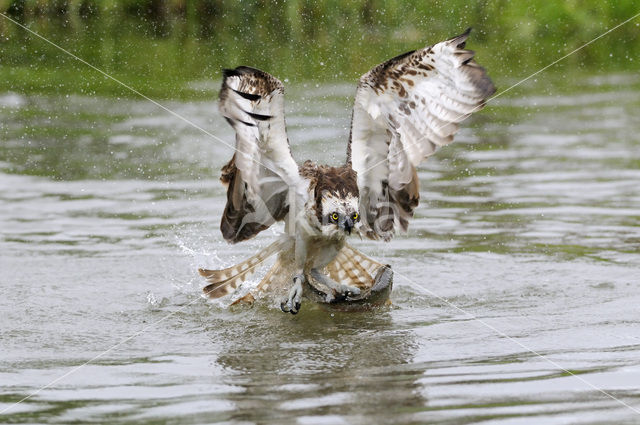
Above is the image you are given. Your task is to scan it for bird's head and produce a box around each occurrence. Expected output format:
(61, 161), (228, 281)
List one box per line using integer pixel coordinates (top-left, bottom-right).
(318, 191), (360, 237)
(309, 164), (360, 238)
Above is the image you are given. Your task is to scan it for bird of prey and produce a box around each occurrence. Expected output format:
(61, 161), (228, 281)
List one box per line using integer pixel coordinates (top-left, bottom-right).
(199, 29), (495, 313)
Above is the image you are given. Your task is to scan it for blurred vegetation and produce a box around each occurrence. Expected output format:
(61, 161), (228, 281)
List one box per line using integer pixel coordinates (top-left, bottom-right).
(0, 0), (639, 99)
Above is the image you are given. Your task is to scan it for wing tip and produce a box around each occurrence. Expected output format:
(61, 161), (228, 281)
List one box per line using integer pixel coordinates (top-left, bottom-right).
(449, 27), (496, 99)
(222, 68), (239, 79)
(465, 62), (497, 99)
(222, 66), (264, 78)
(203, 282), (232, 299)
(199, 267), (225, 284)
(220, 66), (284, 100)
(483, 79), (497, 98)
(447, 27), (473, 48)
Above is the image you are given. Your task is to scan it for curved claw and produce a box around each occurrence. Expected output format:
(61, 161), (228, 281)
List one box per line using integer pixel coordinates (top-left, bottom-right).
(290, 301), (301, 315)
(280, 300), (290, 313)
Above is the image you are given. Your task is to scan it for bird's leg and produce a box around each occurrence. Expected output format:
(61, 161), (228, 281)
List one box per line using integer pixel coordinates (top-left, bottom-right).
(280, 272), (304, 314)
(310, 268), (361, 302)
(280, 232), (308, 314)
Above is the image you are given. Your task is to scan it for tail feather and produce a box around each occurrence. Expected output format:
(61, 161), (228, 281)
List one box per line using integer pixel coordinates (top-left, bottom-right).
(342, 244), (385, 277)
(326, 244), (385, 290)
(330, 250), (371, 289)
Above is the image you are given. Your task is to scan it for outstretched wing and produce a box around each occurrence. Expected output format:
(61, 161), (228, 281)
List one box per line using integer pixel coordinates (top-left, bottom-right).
(347, 29), (495, 240)
(218, 66), (301, 243)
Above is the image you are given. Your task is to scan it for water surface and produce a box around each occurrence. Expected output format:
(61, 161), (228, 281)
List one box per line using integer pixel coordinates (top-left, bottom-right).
(1, 73), (640, 424)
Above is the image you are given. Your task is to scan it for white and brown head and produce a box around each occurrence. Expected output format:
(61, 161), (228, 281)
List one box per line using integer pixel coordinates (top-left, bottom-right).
(311, 165), (360, 237)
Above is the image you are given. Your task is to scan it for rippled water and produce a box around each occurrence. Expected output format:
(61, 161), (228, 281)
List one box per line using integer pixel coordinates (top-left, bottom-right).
(1, 73), (640, 424)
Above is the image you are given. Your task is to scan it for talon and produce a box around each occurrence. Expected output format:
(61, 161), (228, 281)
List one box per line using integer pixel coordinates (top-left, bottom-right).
(281, 301), (290, 313)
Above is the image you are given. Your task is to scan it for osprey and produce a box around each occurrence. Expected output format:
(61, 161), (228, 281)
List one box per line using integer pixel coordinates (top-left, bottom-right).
(199, 29), (495, 313)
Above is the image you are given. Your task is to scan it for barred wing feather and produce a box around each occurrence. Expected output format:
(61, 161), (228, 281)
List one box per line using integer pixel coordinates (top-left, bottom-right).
(347, 29), (495, 240)
(218, 66), (301, 242)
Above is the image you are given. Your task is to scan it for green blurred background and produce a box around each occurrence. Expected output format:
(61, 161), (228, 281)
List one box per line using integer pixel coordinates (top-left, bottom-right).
(1, 0), (639, 99)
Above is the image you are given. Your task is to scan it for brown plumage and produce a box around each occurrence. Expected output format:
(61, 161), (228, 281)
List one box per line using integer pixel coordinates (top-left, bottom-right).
(219, 154), (289, 243)
(299, 161), (359, 222)
(202, 29), (495, 311)
(199, 239), (288, 298)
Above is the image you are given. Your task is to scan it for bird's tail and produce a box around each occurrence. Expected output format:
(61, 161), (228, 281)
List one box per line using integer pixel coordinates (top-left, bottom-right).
(199, 239), (287, 299)
(325, 243), (386, 290)
(303, 243), (393, 306)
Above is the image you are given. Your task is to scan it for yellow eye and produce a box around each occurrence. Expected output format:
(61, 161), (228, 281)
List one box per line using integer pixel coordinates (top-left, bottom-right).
(331, 213), (339, 221)
(353, 212), (359, 221)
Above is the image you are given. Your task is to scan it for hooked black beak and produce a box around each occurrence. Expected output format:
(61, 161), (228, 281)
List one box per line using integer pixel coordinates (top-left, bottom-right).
(340, 217), (354, 235)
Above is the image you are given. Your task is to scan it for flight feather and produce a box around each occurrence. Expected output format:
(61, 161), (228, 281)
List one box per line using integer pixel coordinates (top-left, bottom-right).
(347, 29), (495, 240)
(218, 66), (301, 242)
